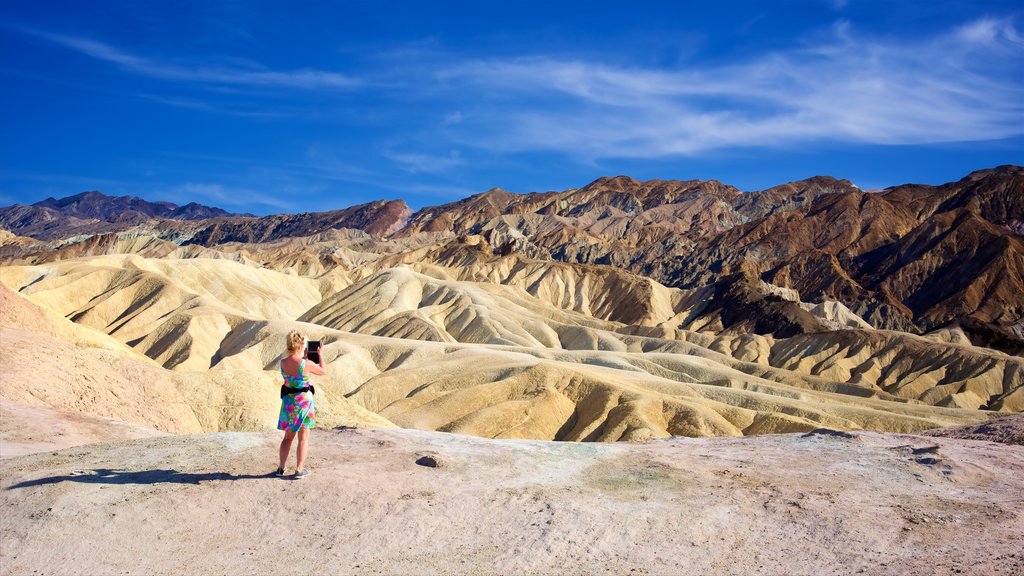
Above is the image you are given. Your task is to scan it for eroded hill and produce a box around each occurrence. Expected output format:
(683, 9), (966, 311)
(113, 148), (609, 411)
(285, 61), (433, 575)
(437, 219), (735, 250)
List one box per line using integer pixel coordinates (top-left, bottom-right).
(0, 167), (1021, 444)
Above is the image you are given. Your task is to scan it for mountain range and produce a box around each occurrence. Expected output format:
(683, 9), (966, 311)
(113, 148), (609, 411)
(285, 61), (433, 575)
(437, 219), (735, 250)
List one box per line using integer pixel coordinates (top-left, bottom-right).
(3, 165), (1021, 353)
(1, 164), (1023, 449)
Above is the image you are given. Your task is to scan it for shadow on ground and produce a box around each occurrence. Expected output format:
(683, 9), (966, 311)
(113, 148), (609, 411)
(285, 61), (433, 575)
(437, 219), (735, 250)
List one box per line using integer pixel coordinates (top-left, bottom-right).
(6, 468), (278, 489)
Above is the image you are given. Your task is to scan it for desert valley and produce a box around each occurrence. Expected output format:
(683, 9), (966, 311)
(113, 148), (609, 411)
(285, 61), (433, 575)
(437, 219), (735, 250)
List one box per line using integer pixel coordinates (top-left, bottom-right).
(1, 166), (1022, 575)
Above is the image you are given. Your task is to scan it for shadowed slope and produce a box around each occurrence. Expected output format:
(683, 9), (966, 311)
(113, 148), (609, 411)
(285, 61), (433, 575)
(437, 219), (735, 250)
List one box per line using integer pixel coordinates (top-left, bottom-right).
(2, 254), (1018, 442)
(0, 283), (395, 439)
(0, 255), (323, 369)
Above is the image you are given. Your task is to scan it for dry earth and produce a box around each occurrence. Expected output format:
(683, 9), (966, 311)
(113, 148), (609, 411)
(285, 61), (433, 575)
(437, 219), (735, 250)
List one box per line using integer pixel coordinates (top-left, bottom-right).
(1, 257), (1019, 446)
(1, 182), (1022, 576)
(1, 426), (1022, 576)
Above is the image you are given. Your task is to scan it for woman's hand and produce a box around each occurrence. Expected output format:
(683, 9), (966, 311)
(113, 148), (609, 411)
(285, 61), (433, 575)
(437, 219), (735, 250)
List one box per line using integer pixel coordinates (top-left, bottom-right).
(307, 345), (328, 376)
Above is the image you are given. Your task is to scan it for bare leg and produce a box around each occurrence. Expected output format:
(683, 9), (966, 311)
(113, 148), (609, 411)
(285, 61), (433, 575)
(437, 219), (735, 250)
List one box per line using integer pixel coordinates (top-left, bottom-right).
(296, 428), (310, 471)
(279, 430), (296, 470)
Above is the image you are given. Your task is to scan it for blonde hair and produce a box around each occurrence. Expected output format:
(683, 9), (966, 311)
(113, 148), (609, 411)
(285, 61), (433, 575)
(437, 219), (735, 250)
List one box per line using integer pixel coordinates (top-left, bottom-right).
(286, 330), (305, 353)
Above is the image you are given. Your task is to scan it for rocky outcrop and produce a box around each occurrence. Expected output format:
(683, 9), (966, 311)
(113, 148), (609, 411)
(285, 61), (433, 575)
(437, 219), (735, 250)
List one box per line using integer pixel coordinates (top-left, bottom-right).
(731, 176), (860, 221)
(656, 166), (1024, 348)
(181, 200), (412, 245)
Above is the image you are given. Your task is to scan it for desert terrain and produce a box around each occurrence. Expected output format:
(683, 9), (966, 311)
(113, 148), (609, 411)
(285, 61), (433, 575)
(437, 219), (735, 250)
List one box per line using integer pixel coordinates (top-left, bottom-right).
(2, 424), (1022, 575)
(1, 167), (1022, 574)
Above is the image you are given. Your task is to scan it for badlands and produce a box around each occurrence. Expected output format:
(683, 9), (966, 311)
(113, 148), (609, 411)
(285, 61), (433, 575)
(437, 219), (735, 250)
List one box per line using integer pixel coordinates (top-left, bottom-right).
(1, 167), (1022, 575)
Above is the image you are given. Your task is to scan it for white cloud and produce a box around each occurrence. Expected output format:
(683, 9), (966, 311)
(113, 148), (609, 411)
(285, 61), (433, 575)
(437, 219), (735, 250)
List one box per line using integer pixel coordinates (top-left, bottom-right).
(166, 182), (293, 211)
(135, 93), (286, 118)
(27, 29), (359, 90)
(954, 17), (1024, 47)
(443, 111), (465, 124)
(19, 18), (1024, 165)
(303, 146), (380, 180)
(427, 17), (1024, 159)
(384, 150), (465, 174)
(0, 169), (130, 191)
(391, 182), (482, 199)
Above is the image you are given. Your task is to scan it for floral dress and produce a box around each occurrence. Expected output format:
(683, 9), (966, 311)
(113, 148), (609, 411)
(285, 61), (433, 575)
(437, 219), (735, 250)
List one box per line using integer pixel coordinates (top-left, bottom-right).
(278, 358), (315, 431)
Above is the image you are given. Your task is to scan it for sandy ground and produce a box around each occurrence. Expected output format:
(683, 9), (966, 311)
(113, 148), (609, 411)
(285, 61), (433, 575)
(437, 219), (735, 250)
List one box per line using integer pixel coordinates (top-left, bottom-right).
(1, 426), (1022, 576)
(0, 401), (169, 459)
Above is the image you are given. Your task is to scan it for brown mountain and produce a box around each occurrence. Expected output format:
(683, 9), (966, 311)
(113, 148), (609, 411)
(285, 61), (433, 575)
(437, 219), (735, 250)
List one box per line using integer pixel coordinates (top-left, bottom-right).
(179, 199), (412, 245)
(2, 166), (1021, 351)
(0, 191), (236, 241)
(32, 190), (184, 219)
(402, 188), (557, 235)
(2, 169), (1022, 451)
(0, 194), (413, 249)
(653, 166), (1024, 349)
(0, 204), (102, 240)
(731, 176), (861, 221)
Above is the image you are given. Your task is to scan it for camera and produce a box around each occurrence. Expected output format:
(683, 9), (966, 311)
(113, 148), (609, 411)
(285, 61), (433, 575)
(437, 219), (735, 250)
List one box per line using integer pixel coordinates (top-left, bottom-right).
(305, 340), (323, 364)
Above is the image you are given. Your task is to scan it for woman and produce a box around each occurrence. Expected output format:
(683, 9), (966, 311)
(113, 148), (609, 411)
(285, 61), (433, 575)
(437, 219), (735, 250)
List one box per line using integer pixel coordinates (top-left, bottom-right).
(276, 330), (326, 479)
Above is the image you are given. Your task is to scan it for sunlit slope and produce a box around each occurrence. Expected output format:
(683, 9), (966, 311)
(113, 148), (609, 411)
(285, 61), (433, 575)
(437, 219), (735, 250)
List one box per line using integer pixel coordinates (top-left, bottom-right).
(0, 280), (393, 436)
(1, 255), (1019, 442)
(0, 281), (201, 434)
(0, 255), (322, 370)
(299, 264), (1023, 413)
(300, 266), (615, 348)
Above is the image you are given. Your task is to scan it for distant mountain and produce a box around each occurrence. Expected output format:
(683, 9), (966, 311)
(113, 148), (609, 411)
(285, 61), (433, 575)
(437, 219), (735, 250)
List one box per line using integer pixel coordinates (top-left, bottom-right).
(167, 202), (239, 220)
(0, 191), (240, 240)
(2, 167), (1021, 352)
(0, 190), (410, 244)
(32, 191), (233, 220)
(180, 200), (412, 245)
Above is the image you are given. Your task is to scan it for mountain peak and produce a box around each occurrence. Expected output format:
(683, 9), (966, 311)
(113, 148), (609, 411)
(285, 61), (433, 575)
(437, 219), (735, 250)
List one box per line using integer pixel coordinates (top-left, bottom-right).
(961, 165), (1024, 183)
(29, 190), (230, 221)
(584, 175), (643, 191)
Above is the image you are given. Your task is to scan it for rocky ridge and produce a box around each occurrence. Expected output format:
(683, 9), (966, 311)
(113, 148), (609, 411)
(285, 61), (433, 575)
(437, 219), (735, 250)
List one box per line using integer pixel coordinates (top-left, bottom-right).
(6, 167), (1020, 351)
(0, 167), (1021, 446)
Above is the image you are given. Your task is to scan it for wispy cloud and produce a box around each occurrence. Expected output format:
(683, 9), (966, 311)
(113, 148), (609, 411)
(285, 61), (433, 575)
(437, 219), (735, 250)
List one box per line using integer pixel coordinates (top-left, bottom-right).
(25, 29), (360, 90)
(303, 146), (381, 180)
(163, 182), (294, 212)
(136, 93), (287, 118)
(955, 17), (1024, 46)
(14, 17), (1024, 171)
(380, 182), (485, 205)
(384, 150), (465, 174)
(0, 169), (131, 192)
(422, 17), (1024, 159)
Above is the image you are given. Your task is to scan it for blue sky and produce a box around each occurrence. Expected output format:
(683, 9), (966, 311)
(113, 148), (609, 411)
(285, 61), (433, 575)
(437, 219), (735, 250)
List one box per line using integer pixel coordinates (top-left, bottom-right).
(2, 1), (1022, 215)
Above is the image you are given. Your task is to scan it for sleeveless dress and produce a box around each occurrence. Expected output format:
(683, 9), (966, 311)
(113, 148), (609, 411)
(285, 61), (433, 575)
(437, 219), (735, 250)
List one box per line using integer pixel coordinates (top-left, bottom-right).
(278, 358), (315, 431)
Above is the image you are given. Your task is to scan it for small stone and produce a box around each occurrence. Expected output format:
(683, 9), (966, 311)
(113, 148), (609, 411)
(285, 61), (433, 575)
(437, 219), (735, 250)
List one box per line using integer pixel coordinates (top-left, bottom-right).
(415, 455), (443, 468)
